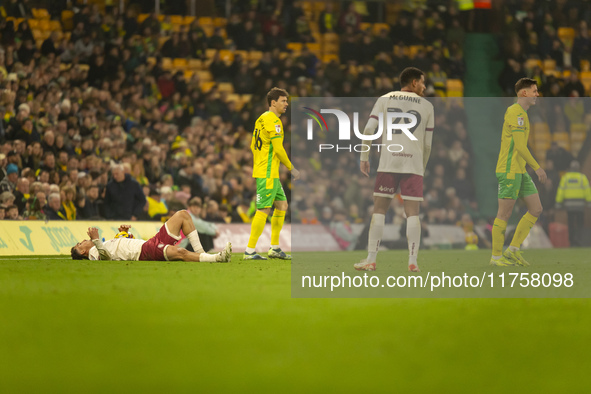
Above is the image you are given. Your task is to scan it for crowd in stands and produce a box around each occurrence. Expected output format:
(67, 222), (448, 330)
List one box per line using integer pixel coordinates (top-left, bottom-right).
(0, 1), (588, 250)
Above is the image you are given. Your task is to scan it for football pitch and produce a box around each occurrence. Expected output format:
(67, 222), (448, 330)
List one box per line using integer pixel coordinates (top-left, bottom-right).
(1, 249), (590, 393)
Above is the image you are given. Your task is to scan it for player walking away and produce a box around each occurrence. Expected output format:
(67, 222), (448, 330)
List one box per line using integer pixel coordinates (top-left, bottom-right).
(491, 78), (547, 267)
(243, 87), (300, 260)
(70, 210), (232, 262)
(354, 67), (434, 272)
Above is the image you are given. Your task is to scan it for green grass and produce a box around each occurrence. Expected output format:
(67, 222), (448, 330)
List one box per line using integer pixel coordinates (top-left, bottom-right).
(1, 249), (590, 393)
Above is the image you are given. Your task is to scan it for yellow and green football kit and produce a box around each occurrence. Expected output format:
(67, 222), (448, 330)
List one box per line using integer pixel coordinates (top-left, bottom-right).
(251, 111), (292, 209)
(492, 102), (541, 260)
(495, 103), (540, 200)
(246, 110), (293, 255)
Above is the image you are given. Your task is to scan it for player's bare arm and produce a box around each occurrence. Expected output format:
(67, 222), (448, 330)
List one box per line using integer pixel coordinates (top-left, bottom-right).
(87, 227), (99, 240)
(535, 167), (547, 184)
(360, 160), (370, 177)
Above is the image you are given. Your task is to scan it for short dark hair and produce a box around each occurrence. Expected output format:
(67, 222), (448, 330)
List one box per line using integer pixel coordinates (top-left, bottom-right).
(266, 87), (289, 106)
(400, 67), (425, 88)
(71, 246), (88, 260)
(515, 78), (537, 94)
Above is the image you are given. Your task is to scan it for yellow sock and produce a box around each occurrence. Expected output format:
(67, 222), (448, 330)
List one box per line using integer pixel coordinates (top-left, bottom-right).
(492, 218), (507, 257)
(510, 212), (538, 249)
(271, 210), (286, 246)
(247, 211), (268, 249)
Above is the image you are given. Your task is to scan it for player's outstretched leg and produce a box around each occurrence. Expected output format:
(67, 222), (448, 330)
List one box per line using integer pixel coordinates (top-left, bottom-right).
(166, 242), (232, 262)
(166, 210), (206, 253)
(504, 193), (542, 267)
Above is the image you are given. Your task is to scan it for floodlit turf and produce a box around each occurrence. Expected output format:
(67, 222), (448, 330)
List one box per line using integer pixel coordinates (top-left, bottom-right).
(1, 249), (591, 393)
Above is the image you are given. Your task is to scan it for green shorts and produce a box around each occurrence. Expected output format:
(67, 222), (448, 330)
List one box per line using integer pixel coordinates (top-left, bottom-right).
(497, 172), (538, 200)
(255, 178), (287, 209)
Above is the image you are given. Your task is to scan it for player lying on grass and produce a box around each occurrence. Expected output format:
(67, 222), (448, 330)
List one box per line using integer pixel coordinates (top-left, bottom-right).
(71, 210), (232, 262)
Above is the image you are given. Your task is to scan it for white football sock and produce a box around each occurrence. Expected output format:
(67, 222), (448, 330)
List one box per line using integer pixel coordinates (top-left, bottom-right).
(270, 244), (279, 250)
(491, 255), (501, 260)
(199, 253), (217, 262)
(187, 230), (205, 254)
(245, 247), (256, 254)
(509, 245), (519, 252)
(407, 215), (421, 265)
(367, 213), (385, 263)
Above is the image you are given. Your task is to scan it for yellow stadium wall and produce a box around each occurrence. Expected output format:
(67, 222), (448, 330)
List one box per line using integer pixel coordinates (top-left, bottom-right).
(0, 221), (165, 256)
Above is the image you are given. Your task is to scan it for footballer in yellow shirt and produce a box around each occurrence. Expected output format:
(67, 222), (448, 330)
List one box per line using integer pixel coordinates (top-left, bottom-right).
(491, 78), (547, 267)
(244, 88), (300, 260)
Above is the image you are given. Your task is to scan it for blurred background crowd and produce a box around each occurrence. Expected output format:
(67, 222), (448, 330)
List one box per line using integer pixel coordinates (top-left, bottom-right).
(0, 0), (590, 247)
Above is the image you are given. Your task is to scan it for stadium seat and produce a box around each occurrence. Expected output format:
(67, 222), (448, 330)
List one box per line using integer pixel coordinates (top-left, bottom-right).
(552, 132), (570, 150)
(360, 22), (372, 32)
(532, 123), (551, 150)
(205, 48), (217, 59)
(218, 82), (234, 93)
(183, 16), (195, 25)
(49, 20), (62, 31)
(558, 27), (575, 49)
(32, 8), (50, 20)
(162, 57), (173, 69)
(543, 59), (556, 74)
(446, 79), (464, 97)
(173, 58), (188, 69)
(157, 36), (168, 49)
(322, 33), (339, 45)
(213, 17), (227, 27)
(62, 10), (74, 30)
(233, 50), (248, 60)
(39, 20), (51, 31)
(188, 59), (202, 70)
(199, 81), (216, 92)
(137, 14), (149, 23)
(580, 71), (591, 93)
(28, 19), (39, 29)
(184, 70), (194, 79)
(570, 123), (587, 156)
(32, 29), (43, 40)
(322, 53), (339, 63)
(570, 123), (587, 141)
(287, 42), (303, 52)
(198, 17), (214, 26)
(226, 93), (243, 109)
(202, 26), (214, 37)
(372, 23), (390, 35)
(248, 51), (263, 63)
(146, 57), (157, 66)
(219, 50), (234, 63)
(580, 59), (590, 71)
(408, 45), (424, 59)
(196, 70), (213, 81)
(170, 15), (184, 25)
(525, 58), (542, 71)
(323, 42), (339, 54)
